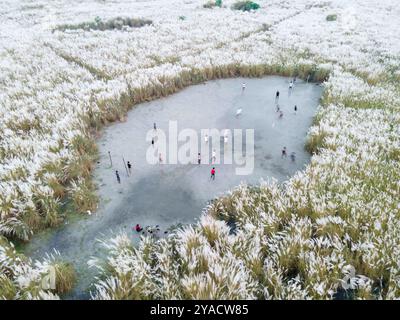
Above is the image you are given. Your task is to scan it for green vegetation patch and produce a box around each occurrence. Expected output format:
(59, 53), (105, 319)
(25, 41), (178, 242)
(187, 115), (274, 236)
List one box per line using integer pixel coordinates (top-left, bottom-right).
(326, 14), (338, 21)
(55, 16), (152, 32)
(203, 0), (223, 8)
(232, 1), (260, 11)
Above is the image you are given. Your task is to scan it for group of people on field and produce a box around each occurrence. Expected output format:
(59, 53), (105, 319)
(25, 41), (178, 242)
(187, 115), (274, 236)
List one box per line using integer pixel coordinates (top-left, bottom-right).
(134, 224), (168, 238)
(274, 78), (299, 163)
(114, 78), (304, 235)
(115, 79), (301, 184)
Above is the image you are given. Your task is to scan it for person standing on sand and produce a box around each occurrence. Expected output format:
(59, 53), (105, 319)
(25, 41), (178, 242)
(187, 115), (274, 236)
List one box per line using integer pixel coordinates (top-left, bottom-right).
(127, 161), (132, 175)
(210, 167), (216, 180)
(275, 90), (280, 102)
(115, 170), (121, 183)
(153, 122), (157, 130)
(242, 82), (246, 92)
(290, 152), (296, 162)
(198, 152), (201, 165)
(281, 147), (287, 158)
(211, 149), (217, 163)
(151, 138), (154, 147)
(294, 105), (298, 113)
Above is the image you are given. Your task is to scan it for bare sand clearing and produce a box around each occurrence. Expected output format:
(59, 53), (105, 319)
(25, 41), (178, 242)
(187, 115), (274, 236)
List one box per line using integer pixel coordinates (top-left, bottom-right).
(24, 76), (323, 298)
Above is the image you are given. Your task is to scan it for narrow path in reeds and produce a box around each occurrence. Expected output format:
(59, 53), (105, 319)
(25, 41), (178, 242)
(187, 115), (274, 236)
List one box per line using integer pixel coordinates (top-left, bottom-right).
(23, 76), (323, 299)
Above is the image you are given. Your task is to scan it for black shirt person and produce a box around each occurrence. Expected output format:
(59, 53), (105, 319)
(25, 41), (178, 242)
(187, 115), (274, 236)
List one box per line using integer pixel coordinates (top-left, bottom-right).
(115, 170), (121, 183)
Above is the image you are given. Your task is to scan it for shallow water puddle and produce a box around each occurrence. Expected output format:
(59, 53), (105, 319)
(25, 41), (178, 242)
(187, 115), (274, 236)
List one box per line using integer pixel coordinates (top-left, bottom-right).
(23, 76), (322, 298)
